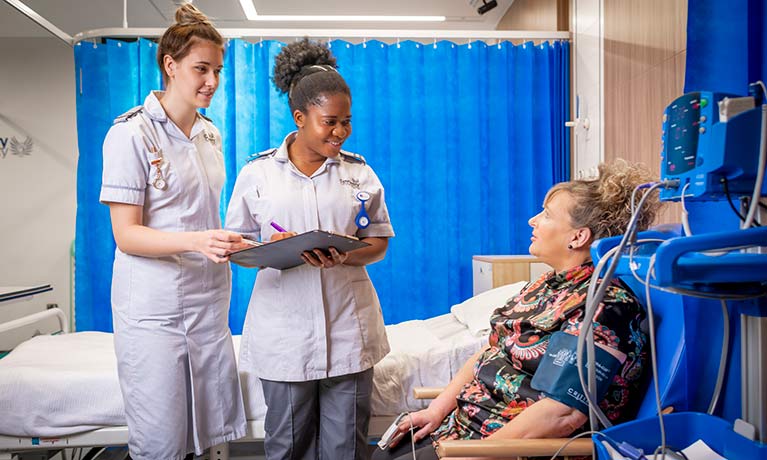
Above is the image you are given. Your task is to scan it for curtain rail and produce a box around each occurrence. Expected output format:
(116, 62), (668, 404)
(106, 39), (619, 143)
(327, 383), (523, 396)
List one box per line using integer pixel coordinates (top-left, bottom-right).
(73, 28), (571, 45)
(4, 0), (571, 48)
(4, 0), (73, 46)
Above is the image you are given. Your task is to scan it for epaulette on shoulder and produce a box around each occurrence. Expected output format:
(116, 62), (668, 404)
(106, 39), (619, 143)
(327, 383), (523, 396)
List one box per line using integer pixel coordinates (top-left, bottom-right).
(339, 150), (366, 164)
(113, 106), (143, 124)
(247, 149), (277, 163)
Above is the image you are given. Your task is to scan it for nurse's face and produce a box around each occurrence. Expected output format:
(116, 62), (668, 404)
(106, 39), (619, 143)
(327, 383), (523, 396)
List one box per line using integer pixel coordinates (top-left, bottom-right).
(295, 92), (352, 159)
(528, 191), (578, 268)
(164, 39), (223, 109)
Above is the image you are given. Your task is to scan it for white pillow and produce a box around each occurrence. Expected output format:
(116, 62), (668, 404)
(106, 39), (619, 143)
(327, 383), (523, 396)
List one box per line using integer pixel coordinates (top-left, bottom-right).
(450, 281), (528, 336)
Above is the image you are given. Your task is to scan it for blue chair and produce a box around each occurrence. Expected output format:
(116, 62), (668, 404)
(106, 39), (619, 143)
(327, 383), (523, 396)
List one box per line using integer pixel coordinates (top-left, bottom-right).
(434, 228), (728, 458)
(591, 229), (726, 420)
(591, 229), (767, 460)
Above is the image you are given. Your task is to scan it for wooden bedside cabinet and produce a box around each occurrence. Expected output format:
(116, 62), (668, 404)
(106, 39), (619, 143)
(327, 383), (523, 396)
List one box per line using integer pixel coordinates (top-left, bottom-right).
(472, 256), (551, 295)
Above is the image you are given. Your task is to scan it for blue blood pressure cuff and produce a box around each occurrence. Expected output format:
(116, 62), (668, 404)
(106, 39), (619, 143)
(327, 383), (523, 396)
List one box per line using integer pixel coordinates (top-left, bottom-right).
(530, 331), (623, 415)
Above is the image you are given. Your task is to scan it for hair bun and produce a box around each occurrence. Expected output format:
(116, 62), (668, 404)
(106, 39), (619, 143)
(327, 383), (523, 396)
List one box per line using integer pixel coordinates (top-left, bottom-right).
(175, 3), (211, 27)
(273, 38), (337, 94)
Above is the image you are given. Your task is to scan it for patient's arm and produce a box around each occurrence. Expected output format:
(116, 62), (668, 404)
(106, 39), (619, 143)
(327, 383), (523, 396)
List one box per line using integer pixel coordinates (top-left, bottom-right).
(392, 346), (489, 445)
(487, 397), (587, 440)
(436, 399), (587, 460)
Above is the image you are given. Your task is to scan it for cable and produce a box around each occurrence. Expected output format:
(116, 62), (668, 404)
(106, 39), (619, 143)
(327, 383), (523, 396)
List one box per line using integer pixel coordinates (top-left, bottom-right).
(653, 445), (689, 460)
(580, 183), (668, 430)
(548, 430), (631, 460)
(742, 103), (767, 229)
(722, 177), (750, 224)
(631, 182), (656, 215)
(577, 182), (668, 432)
(680, 183), (693, 236)
(756, 80), (767, 102)
(629, 245), (767, 300)
(645, 256), (667, 460)
(707, 300), (730, 414)
(408, 413), (416, 460)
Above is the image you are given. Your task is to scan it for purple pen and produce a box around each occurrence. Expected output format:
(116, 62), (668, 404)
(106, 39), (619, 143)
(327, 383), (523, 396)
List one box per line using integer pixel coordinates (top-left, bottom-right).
(270, 221), (288, 233)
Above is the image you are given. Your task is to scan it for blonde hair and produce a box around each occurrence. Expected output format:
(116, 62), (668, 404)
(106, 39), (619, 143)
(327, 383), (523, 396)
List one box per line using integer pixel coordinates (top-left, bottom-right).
(546, 160), (661, 240)
(157, 3), (224, 83)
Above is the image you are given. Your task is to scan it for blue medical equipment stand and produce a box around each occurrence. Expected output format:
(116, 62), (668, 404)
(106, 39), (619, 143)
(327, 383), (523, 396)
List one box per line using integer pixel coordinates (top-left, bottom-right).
(591, 227), (767, 459)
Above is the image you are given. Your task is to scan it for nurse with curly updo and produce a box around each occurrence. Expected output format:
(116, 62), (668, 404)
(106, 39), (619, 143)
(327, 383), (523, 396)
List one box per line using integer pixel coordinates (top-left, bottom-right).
(226, 38), (395, 460)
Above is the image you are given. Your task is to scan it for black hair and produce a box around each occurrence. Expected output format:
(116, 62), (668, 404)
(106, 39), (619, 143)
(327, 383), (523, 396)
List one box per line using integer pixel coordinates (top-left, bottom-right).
(272, 38), (351, 113)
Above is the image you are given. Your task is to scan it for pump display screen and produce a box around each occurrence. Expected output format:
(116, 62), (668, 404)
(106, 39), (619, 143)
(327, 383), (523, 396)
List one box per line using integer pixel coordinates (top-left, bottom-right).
(663, 92), (700, 176)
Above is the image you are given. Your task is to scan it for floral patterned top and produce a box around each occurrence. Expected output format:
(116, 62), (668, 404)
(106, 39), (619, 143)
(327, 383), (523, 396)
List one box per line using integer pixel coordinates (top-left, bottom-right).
(432, 263), (647, 442)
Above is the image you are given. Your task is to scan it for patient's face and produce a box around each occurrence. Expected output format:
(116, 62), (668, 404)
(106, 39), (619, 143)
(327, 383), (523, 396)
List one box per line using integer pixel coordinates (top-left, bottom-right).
(528, 191), (576, 266)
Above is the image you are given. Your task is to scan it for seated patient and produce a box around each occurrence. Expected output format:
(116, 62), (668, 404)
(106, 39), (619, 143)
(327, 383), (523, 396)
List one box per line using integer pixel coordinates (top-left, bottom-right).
(374, 161), (660, 460)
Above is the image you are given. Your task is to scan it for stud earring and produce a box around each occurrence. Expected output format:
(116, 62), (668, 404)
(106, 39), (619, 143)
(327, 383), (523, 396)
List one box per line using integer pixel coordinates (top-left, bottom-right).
(567, 244), (573, 250)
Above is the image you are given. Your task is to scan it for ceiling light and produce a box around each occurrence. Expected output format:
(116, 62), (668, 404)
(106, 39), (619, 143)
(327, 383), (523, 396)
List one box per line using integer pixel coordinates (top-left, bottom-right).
(238, 0), (258, 20)
(237, 1), (445, 22)
(244, 15), (446, 22)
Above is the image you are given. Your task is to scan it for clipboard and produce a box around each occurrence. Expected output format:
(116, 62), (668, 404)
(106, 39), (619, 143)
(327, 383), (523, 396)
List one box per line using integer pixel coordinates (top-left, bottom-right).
(229, 230), (370, 270)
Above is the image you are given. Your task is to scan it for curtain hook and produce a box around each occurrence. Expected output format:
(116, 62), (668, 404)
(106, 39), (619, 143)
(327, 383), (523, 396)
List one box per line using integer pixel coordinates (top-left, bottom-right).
(433, 37), (437, 49)
(397, 37), (401, 48)
(363, 37), (367, 48)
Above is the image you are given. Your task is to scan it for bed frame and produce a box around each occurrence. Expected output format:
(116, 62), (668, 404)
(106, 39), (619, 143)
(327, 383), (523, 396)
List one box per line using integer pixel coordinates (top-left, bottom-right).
(0, 306), (395, 460)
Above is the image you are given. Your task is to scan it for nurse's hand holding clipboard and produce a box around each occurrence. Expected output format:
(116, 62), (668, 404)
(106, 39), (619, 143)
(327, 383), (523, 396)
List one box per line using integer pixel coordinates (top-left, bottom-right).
(269, 221), (349, 268)
(301, 246), (349, 268)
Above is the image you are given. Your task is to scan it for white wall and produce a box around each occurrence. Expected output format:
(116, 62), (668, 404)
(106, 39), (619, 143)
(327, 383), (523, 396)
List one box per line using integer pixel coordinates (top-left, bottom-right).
(0, 38), (77, 327)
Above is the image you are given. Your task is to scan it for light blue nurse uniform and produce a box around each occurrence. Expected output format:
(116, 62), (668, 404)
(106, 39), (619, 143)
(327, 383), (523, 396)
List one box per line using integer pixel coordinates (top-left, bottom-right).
(100, 91), (246, 460)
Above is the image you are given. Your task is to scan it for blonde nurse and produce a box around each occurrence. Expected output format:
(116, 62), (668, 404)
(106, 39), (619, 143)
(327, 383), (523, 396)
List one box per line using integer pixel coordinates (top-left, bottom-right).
(100, 4), (247, 459)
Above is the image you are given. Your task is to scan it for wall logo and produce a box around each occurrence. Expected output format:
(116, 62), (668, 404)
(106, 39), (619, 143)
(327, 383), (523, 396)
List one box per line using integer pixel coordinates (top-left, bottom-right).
(0, 136), (34, 159)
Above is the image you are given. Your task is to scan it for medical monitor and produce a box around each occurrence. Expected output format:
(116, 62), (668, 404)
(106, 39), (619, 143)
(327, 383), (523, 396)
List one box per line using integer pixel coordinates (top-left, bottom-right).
(660, 91), (765, 201)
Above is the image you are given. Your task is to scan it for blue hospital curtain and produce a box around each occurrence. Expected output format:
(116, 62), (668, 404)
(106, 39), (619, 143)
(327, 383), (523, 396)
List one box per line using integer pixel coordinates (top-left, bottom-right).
(74, 38), (570, 332)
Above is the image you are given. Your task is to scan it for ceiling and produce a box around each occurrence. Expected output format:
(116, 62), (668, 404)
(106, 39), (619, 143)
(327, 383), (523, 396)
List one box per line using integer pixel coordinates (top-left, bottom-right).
(0, 0), (515, 41)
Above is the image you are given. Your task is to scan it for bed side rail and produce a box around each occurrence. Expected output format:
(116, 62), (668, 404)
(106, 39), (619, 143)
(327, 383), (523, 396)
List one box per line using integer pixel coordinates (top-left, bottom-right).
(0, 307), (68, 353)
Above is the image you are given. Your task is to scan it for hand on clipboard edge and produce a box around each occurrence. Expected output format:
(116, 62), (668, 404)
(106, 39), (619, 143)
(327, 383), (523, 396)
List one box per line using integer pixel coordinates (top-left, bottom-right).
(228, 230), (370, 270)
(302, 245), (349, 268)
(235, 236), (266, 269)
(272, 228), (352, 268)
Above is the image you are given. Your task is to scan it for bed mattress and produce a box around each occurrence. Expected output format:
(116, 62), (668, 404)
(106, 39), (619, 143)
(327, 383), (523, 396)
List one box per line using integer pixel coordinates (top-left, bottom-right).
(0, 314), (487, 437)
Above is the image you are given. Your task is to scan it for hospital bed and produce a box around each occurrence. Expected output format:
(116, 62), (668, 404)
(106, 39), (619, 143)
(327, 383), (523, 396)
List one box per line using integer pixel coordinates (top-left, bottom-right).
(0, 282), (525, 460)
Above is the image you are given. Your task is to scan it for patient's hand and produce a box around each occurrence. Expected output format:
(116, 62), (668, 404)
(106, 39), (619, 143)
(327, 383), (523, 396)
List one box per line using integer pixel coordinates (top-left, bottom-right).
(390, 407), (444, 448)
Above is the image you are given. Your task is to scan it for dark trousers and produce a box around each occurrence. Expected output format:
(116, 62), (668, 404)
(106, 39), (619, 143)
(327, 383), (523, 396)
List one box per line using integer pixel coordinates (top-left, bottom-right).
(261, 368), (374, 460)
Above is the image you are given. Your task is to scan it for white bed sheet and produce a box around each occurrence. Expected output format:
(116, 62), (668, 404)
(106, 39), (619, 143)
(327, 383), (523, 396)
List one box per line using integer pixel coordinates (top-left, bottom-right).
(0, 313), (487, 437)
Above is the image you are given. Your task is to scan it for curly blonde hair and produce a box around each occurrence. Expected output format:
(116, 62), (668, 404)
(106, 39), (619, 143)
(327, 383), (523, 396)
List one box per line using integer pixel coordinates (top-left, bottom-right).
(546, 160), (661, 241)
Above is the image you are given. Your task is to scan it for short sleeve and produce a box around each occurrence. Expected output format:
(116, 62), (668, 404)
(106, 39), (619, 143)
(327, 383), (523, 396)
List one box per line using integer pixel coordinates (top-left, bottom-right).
(357, 166), (395, 239)
(225, 166), (261, 240)
(99, 122), (149, 206)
